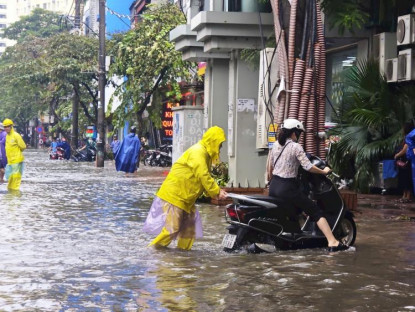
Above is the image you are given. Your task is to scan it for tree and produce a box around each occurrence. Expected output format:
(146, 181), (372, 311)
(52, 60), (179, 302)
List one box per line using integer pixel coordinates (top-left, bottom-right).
(327, 59), (415, 192)
(0, 33), (100, 146)
(3, 8), (71, 43)
(0, 37), (48, 137)
(109, 3), (196, 130)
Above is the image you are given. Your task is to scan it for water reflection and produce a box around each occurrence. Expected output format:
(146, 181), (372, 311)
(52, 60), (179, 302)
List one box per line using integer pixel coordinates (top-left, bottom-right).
(0, 150), (414, 311)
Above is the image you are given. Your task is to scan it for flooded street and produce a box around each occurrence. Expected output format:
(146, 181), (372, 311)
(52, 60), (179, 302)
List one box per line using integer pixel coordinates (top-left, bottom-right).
(0, 150), (414, 311)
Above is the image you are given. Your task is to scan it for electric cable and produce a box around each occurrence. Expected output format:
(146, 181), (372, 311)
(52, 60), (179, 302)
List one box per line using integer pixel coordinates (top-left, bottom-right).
(257, 10), (281, 143)
(105, 6), (131, 29)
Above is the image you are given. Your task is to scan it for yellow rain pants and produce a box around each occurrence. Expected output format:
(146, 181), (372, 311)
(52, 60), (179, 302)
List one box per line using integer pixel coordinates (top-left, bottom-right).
(5, 128), (26, 191)
(5, 163), (23, 191)
(149, 201), (196, 250)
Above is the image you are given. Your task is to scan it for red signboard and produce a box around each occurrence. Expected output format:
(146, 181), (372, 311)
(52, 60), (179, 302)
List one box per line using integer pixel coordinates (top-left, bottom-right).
(161, 102), (174, 141)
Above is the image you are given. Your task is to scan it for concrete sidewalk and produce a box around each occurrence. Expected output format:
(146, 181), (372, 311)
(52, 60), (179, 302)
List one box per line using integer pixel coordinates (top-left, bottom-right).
(353, 194), (415, 221)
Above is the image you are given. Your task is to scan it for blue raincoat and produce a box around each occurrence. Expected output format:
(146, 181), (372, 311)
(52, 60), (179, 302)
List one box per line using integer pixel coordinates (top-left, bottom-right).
(0, 131), (7, 167)
(405, 129), (415, 194)
(115, 133), (141, 173)
(57, 141), (71, 160)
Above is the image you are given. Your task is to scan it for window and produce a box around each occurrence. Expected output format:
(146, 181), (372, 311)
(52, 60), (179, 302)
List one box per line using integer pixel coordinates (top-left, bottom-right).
(0, 14), (6, 19)
(0, 24), (6, 29)
(0, 5), (6, 9)
(326, 48), (357, 122)
(0, 42), (5, 47)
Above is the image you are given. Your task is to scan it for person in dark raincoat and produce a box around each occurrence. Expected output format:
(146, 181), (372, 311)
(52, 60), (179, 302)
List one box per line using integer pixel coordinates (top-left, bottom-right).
(115, 126), (141, 174)
(57, 137), (71, 160)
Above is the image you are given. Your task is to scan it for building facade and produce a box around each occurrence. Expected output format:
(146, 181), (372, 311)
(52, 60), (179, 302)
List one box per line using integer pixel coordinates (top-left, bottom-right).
(0, 1), (17, 56)
(15, 0), (73, 16)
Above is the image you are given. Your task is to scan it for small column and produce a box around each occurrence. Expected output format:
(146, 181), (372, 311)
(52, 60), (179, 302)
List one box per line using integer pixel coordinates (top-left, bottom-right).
(227, 51), (267, 188)
(172, 106), (204, 163)
(204, 58), (229, 159)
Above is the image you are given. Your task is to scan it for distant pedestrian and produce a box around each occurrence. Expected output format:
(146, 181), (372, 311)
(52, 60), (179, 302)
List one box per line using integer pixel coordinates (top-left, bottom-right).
(110, 134), (120, 154)
(49, 137), (58, 154)
(3, 119), (26, 191)
(0, 123), (7, 183)
(394, 122), (414, 203)
(115, 126), (141, 175)
(57, 137), (71, 160)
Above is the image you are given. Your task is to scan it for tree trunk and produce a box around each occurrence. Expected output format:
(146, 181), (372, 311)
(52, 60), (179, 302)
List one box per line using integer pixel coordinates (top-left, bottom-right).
(71, 84), (79, 149)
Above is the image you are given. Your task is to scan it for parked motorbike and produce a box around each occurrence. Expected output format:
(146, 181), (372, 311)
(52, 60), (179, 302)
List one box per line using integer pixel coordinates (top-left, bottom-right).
(222, 155), (357, 253)
(49, 147), (65, 160)
(143, 144), (172, 167)
(72, 146), (96, 162)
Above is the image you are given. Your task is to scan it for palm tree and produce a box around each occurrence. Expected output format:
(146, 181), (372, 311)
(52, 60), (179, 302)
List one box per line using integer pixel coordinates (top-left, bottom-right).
(328, 59), (415, 193)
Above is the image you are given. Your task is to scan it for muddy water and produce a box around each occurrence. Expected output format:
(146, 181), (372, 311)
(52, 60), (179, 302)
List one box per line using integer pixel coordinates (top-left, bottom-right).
(0, 150), (413, 311)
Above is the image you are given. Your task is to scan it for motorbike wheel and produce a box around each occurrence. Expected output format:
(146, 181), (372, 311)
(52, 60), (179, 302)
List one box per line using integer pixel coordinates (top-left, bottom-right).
(334, 214), (357, 246)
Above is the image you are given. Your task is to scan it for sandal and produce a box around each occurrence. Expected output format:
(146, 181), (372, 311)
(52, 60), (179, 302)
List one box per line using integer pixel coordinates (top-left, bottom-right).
(327, 242), (350, 252)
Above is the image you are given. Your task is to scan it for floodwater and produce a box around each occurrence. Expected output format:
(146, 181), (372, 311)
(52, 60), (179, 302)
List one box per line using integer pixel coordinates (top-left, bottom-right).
(0, 150), (414, 312)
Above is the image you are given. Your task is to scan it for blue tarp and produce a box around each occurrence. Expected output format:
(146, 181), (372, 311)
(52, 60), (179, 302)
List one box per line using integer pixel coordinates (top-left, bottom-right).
(382, 160), (398, 179)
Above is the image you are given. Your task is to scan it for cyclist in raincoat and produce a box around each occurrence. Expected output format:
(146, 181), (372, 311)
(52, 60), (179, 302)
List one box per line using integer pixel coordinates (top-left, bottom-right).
(3, 119), (26, 191)
(143, 126), (228, 250)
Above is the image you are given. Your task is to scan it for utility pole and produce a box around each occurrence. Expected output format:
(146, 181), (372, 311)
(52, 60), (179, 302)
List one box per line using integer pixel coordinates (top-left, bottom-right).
(96, 0), (106, 167)
(71, 0), (81, 149)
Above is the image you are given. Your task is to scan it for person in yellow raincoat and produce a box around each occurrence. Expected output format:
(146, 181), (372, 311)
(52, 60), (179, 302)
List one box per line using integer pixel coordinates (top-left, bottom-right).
(143, 126), (228, 250)
(3, 119), (26, 191)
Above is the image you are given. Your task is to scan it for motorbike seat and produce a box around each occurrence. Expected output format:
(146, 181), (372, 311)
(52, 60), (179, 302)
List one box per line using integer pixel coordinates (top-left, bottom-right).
(245, 195), (286, 207)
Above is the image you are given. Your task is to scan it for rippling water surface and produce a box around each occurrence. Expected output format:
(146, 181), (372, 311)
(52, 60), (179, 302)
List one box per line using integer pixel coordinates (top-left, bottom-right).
(0, 150), (414, 311)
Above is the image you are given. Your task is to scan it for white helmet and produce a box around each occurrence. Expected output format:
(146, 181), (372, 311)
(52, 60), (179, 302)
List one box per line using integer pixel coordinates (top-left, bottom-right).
(282, 119), (305, 132)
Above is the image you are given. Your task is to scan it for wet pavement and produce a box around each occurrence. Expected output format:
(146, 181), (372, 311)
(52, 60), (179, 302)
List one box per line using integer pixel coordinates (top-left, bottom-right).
(0, 150), (414, 311)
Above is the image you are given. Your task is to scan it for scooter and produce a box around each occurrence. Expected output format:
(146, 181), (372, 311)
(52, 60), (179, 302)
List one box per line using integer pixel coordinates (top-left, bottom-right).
(49, 147), (65, 160)
(222, 155), (357, 253)
(72, 146), (96, 162)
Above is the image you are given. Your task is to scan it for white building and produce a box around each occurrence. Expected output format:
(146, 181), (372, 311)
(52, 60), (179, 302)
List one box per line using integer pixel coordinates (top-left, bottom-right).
(0, 1), (17, 56)
(16, 0), (73, 16)
(0, 0), (75, 55)
(83, 0), (99, 37)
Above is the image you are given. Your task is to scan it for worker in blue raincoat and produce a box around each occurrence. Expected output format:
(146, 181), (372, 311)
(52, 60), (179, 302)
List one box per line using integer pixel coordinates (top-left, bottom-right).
(143, 126), (228, 250)
(115, 126), (141, 174)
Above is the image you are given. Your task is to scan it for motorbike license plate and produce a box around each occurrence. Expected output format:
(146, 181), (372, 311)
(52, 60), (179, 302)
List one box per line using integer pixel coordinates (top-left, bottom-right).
(221, 234), (237, 249)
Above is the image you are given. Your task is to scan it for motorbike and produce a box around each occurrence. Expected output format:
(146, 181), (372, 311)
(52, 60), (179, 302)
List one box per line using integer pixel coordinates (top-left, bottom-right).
(222, 155), (357, 253)
(143, 144), (172, 167)
(72, 146), (96, 162)
(49, 147), (65, 160)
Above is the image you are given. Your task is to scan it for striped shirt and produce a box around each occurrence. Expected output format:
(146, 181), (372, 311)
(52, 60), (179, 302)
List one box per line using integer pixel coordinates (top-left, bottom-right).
(270, 139), (313, 178)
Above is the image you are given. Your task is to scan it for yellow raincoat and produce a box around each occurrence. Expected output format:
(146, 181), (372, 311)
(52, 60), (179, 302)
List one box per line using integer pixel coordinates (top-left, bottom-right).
(156, 126), (226, 213)
(5, 127), (26, 190)
(148, 126), (226, 250)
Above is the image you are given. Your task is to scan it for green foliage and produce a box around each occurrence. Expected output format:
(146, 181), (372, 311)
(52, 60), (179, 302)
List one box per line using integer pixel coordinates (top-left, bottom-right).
(198, 162), (229, 201)
(211, 162), (230, 187)
(0, 33), (100, 137)
(327, 59), (414, 192)
(321, 0), (370, 35)
(109, 3), (196, 129)
(3, 8), (70, 43)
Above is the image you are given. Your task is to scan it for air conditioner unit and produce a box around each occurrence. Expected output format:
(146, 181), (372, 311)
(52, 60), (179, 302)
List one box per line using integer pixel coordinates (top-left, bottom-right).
(385, 58), (398, 83)
(373, 32), (397, 76)
(398, 49), (415, 81)
(397, 14), (415, 46)
(256, 48), (279, 149)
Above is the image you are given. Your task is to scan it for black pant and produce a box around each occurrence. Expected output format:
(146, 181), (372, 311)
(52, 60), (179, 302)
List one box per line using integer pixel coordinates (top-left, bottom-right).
(269, 175), (323, 222)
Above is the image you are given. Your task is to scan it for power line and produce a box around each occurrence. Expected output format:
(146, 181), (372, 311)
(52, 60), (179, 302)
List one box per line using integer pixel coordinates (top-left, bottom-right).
(105, 6), (131, 29)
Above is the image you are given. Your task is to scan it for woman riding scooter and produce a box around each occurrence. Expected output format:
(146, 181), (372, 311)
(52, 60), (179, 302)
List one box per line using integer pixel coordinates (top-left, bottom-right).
(267, 118), (349, 252)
